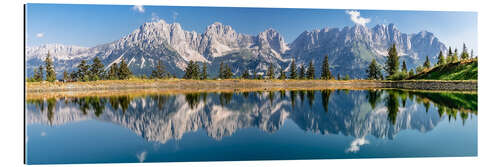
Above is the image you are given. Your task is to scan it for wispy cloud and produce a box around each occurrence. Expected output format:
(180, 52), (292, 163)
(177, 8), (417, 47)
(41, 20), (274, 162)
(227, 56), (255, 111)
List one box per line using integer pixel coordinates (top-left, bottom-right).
(132, 5), (145, 13)
(41, 132), (46, 137)
(151, 12), (161, 22)
(136, 151), (147, 162)
(172, 11), (179, 22)
(36, 33), (44, 38)
(346, 10), (371, 26)
(346, 137), (369, 153)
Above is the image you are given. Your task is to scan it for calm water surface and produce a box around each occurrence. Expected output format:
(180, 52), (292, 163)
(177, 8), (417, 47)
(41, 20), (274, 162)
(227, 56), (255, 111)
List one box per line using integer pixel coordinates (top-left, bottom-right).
(25, 89), (477, 164)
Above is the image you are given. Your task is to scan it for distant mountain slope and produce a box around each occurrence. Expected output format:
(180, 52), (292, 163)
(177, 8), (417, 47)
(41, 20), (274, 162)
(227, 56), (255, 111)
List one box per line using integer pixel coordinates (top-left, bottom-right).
(409, 59), (478, 80)
(25, 20), (448, 79)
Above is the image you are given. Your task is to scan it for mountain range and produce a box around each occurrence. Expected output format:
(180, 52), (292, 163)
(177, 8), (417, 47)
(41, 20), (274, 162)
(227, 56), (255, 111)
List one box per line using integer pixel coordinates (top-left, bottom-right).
(26, 19), (447, 79)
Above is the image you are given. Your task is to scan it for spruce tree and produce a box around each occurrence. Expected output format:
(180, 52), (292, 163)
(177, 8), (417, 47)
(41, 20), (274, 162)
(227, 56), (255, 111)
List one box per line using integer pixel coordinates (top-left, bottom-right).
(241, 68), (250, 79)
(289, 59), (297, 79)
(77, 60), (89, 81)
(306, 60), (315, 79)
(423, 56), (431, 69)
(401, 60), (407, 73)
(107, 63), (119, 80)
(151, 60), (166, 79)
(366, 59), (382, 80)
(90, 57), (105, 81)
(437, 51), (446, 65)
(224, 64), (232, 79)
(279, 68), (286, 80)
(201, 62), (208, 80)
(320, 55), (331, 80)
(337, 73), (341, 80)
(298, 66), (305, 80)
(385, 43), (399, 76)
(34, 65), (44, 82)
(409, 69), (415, 77)
(118, 59), (131, 80)
(266, 63), (275, 79)
(447, 47), (453, 63)
(183, 60), (199, 79)
(452, 48), (459, 62)
(219, 62), (224, 79)
(470, 49), (474, 59)
(460, 43), (469, 60)
(44, 52), (56, 82)
(344, 74), (350, 80)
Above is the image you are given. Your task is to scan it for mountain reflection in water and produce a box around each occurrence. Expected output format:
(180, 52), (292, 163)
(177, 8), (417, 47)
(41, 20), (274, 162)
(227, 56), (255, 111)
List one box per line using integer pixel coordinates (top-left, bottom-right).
(26, 89), (477, 144)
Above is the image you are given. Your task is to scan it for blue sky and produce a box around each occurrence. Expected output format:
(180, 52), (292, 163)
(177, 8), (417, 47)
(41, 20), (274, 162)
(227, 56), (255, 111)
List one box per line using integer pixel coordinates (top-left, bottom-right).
(26, 4), (477, 53)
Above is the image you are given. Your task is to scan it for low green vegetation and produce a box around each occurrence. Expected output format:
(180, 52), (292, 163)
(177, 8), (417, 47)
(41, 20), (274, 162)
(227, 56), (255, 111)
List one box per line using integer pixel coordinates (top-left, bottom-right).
(409, 59), (477, 80)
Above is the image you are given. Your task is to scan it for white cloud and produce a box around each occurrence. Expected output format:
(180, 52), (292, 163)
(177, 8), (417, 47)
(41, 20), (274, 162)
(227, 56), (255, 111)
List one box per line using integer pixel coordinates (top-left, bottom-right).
(36, 33), (44, 38)
(41, 132), (46, 137)
(151, 12), (161, 22)
(136, 151), (147, 162)
(132, 5), (145, 13)
(346, 10), (371, 26)
(346, 137), (369, 153)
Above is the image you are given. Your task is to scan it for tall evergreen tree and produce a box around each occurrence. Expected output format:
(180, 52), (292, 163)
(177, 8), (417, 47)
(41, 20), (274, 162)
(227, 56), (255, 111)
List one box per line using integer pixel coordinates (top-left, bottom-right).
(76, 60), (90, 81)
(437, 51), (446, 65)
(151, 60), (166, 79)
(219, 62), (224, 79)
(447, 47), (453, 63)
(320, 55), (331, 80)
(452, 48), (459, 62)
(423, 56), (431, 69)
(241, 68), (250, 79)
(107, 63), (119, 80)
(385, 43), (399, 76)
(460, 43), (469, 60)
(224, 64), (232, 79)
(298, 66), (305, 80)
(306, 60), (315, 79)
(366, 59), (382, 80)
(34, 65), (44, 82)
(401, 60), (408, 73)
(90, 57), (105, 81)
(289, 59), (297, 79)
(44, 52), (56, 82)
(470, 49), (474, 59)
(184, 60), (199, 79)
(201, 62), (208, 80)
(266, 63), (275, 79)
(279, 68), (286, 80)
(337, 73), (341, 80)
(118, 59), (132, 80)
(63, 70), (69, 82)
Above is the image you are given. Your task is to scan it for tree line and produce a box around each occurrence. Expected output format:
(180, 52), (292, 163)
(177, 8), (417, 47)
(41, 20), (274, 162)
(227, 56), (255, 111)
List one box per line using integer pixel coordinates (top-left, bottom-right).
(366, 43), (476, 80)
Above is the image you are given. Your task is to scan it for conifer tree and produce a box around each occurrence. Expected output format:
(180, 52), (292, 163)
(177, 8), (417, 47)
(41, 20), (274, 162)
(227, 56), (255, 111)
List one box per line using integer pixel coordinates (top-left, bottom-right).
(219, 62), (224, 79)
(401, 60), (407, 73)
(337, 73), (341, 80)
(437, 51), (446, 66)
(44, 52), (56, 82)
(298, 66), (305, 80)
(63, 70), (69, 82)
(89, 57), (105, 81)
(470, 49), (474, 59)
(266, 63), (275, 79)
(151, 60), (166, 79)
(452, 48), (459, 62)
(201, 62), (208, 80)
(77, 60), (90, 81)
(306, 60), (315, 79)
(423, 56), (431, 69)
(184, 60), (199, 79)
(320, 55), (331, 80)
(289, 60), (297, 79)
(366, 59), (382, 80)
(241, 68), (250, 79)
(118, 59), (131, 80)
(34, 65), (44, 82)
(460, 43), (469, 60)
(107, 63), (119, 80)
(409, 69), (415, 77)
(279, 68), (286, 80)
(224, 64), (232, 79)
(344, 74), (350, 80)
(447, 47), (453, 63)
(385, 43), (399, 76)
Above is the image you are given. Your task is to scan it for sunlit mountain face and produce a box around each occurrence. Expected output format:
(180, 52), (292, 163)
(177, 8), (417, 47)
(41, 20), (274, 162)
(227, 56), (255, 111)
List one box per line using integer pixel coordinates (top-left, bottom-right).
(25, 89), (477, 164)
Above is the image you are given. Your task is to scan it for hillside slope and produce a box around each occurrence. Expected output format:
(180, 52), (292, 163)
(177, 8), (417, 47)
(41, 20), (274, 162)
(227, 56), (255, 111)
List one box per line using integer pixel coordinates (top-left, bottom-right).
(409, 59), (478, 80)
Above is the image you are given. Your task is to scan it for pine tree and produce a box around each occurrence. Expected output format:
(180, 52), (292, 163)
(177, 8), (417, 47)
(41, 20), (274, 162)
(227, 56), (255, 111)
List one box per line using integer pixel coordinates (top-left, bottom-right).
(34, 65), (44, 82)
(423, 56), (431, 69)
(460, 43), (469, 60)
(89, 57), (105, 81)
(76, 60), (89, 81)
(470, 49), (474, 59)
(201, 62), (208, 80)
(266, 63), (275, 79)
(401, 60), (407, 73)
(107, 63), (119, 80)
(320, 55), (331, 80)
(366, 59), (382, 80)
(344, 74), (350, 80)
(298, 66), (305, 79)
(337, 73), (341, 80)
(409, 69), (415, 77)
(437, 51), (446, 66)
(44, 52), (56, 82)
(184, 60), (199, 79)
(241, 68), (250, 79)
(289, 59), (297, 79)
(452, 48), (459, 62)
(446, 47), (453, 63)
(118, 59), (131, 80)
(63, 70), (69, 82)
(151, 60), (166, 79)
(224, 64), (232, 79)
(279, 68), (286, 80)
(385, 43), (399, 76)
(219, 62), (224, 79)
(306, 60), (315, 79)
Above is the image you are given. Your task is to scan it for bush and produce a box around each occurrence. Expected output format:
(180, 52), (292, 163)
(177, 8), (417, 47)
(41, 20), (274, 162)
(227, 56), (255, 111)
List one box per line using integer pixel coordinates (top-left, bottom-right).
(387, 71), (409, 80)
